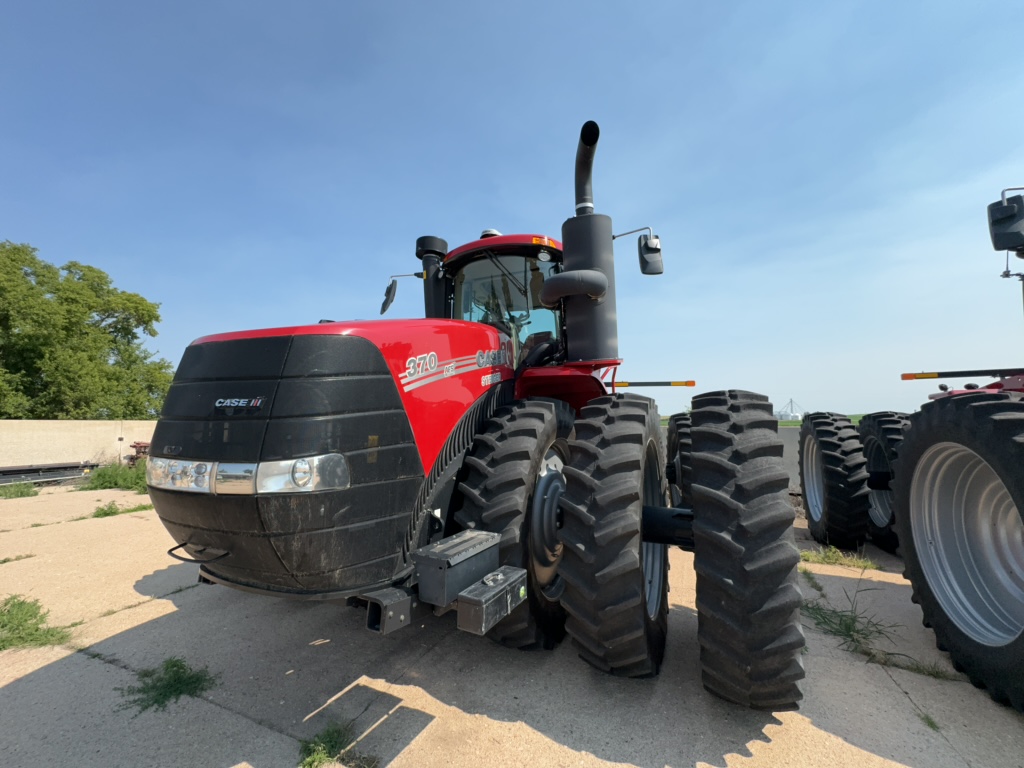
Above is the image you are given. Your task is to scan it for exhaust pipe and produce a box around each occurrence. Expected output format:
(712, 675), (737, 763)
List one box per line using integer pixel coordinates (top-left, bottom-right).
(560, 121), (617, 361)
(574, 120), (600, 216)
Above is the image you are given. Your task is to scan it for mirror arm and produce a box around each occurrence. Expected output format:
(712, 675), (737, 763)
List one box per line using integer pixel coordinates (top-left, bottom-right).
(612, 226), (654, 241)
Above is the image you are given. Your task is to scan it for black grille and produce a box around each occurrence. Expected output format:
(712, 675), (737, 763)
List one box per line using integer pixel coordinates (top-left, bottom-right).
(150, 333), (426, 595)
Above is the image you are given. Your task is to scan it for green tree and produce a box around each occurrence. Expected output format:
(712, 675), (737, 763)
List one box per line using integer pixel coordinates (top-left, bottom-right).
(0, 241), (173, 419)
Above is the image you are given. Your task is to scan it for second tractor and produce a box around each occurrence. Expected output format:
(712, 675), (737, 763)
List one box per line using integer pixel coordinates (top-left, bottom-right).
(798, 188), (1024, 710)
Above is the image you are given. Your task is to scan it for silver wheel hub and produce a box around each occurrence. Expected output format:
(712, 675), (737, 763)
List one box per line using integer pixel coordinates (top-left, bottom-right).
(910, 442), (1024, 647)
(864, 438), (894, 529)
(642, 443), (667, 620)
(530, 449), (565, 601)
(802, 434), (825, 523)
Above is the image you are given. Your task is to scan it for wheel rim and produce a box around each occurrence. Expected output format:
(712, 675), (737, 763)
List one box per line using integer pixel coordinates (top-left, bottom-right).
(672, 437), (684, 495)
(641, 442), (667, 621)
(529, 447), (565, 602)
(802, 434), (825, 523)
(910, 442), (1024, 647)
(863, 437), (894, 528)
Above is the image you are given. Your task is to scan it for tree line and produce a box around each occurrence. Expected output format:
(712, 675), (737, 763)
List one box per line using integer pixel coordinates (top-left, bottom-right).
(0, 241), (172, 419)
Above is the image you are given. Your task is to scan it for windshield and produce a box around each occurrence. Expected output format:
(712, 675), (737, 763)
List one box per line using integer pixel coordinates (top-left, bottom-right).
(452, 253), (561, 364)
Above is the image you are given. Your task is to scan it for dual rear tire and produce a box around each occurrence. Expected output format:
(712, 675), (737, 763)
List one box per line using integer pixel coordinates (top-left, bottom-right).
(457, 391), (805, 709)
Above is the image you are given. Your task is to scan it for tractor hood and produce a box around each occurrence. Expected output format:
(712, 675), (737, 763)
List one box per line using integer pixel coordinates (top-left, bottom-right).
(157, 319), (514, 473)
(148, 318), (514, 598)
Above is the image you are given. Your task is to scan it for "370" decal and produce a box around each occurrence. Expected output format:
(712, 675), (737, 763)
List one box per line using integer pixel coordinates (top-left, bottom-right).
(400, 344), (513, 392)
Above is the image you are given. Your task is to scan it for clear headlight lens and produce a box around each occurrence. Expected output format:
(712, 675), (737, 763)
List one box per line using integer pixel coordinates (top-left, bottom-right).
(256, 454), (351, 494)
(146, 454), (350, 495)
(146, 458), (212, 494)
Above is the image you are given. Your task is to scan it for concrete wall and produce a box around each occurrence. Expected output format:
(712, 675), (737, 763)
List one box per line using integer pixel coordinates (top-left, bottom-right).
(0, 421), (157, 468)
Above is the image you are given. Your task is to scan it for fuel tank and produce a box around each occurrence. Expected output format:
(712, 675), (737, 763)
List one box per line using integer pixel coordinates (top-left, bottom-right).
(149, 319), (514, 599)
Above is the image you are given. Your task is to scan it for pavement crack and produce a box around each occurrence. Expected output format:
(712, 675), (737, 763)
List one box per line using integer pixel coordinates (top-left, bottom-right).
(881, 665), (973, 767)
(73, 647), (302, 744)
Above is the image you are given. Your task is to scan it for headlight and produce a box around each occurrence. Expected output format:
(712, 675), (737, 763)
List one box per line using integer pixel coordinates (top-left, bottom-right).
(256, 454), (351, 494)
(146, 454), (351, 495)
(146, 458), (212, 494)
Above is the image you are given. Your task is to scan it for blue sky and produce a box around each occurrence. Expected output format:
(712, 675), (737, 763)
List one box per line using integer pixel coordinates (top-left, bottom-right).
(4, 1), (1024, 417)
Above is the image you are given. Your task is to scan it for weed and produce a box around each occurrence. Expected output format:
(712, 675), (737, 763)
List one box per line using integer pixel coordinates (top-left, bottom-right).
(115, 657), (217, 715)
(0, 595), (72, 650)
(93, 501), (121, 517)
(0, 554), (36, 565)
(898, 659), (960, 681)
(919, 713), (941, 731)
(80, 463), (148, 494)
(30, 523), (44, 528)
(0, 483), (38, 499)
(802, 585), (962, 681)
(299, 722), (379, 768)
(802, 589), (894, 655)
(800, 545), (878, 570)
(92, 501), (154, 518)
(799, 566), (825, 596)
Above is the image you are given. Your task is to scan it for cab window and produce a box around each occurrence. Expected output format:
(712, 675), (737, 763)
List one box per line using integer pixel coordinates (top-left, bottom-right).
(452, 253), (561, 364)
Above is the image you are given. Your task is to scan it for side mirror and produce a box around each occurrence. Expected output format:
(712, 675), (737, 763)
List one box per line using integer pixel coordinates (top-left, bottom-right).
(638, 234), (663, 275)
(989, 193), (1024, 254)
(380, 280), (398, 315)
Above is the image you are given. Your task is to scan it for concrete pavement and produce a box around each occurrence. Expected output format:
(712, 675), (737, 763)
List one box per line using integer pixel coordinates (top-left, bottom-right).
(1, 487), (1022, 768)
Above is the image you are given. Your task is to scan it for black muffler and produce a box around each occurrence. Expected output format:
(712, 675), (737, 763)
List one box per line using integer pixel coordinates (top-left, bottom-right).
(558, 120), (618, 362)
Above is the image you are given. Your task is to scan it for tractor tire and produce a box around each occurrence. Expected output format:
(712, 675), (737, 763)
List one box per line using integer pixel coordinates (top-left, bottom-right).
(858, 411), (909, 553)
(454, 399), (574, 649)
(558, 394), (669, 677)
(691, 391), (805, 710)
(798, 412), (870, 548)
(666, 412), (692, 508)
(892, 392), (1024, 711)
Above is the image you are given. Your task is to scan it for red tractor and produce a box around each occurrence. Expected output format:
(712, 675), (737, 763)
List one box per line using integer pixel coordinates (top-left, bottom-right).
(147, 122), (805, 710)
(798, 187), (1024, 710)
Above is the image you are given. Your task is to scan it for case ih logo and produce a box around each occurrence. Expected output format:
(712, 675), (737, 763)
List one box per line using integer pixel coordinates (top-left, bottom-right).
(214, 397), (265, 409)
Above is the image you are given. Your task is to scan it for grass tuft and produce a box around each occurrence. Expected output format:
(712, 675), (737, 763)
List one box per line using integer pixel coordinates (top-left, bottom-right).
(0, 595), (72, 650)
(93, 501), (154, 518)
(0, 483), (39, 499)
(80, 463), (148, 494)
(802, 585), (962, 681)
(299, 722), (379, 768)
(920, 713), (941, 731)
(801, 588), (894, 655)
(800, 545), (878, 570)
(115, 657), (217, 715)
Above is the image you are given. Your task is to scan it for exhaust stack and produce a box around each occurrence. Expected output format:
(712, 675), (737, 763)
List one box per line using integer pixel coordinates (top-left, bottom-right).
(559, 121), (618, 362)
(574, 120), (600, 216)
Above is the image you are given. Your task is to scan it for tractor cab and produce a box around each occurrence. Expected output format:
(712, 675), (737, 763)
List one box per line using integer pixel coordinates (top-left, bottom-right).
(445, 233), (564, 366)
